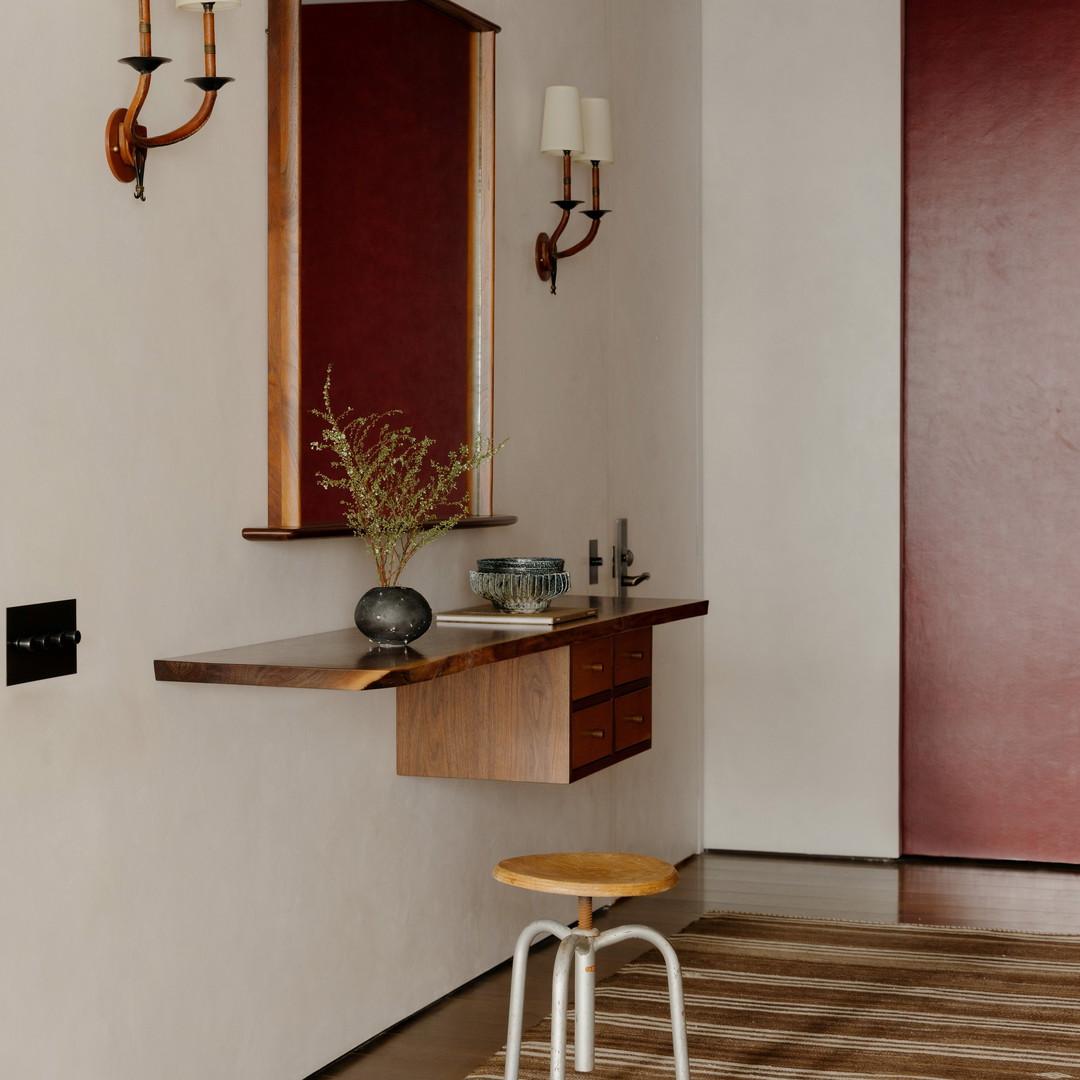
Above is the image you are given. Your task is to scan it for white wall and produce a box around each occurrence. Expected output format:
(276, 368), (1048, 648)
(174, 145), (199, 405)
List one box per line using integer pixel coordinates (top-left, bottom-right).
(701, 0), (902, 857)
(606, 0), (704, 854)
(0, 2), (703, 1078)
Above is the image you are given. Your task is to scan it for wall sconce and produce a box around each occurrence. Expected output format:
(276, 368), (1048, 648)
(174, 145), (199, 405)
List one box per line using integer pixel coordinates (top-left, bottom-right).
(105, 0), (239, 201)
(535, 86), (613, 295)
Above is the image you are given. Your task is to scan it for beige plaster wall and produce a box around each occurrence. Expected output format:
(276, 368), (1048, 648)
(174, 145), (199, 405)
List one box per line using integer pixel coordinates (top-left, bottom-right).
(606, 0), (704, 854)
(0, 1), (703, 1077)
(701, 0), (902, 857)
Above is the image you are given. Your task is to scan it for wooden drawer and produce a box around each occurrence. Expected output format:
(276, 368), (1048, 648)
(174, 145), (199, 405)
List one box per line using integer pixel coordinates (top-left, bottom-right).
(398, 629), (655, 783)
(614, 687), (651, 752)
(571, 701), (613, 769)
(613, 627), (652, 686)
(571, 638), (613, 701)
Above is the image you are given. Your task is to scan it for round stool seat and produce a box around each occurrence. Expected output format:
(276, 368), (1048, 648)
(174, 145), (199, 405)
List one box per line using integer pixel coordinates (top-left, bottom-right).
(494, 851), (678, 898)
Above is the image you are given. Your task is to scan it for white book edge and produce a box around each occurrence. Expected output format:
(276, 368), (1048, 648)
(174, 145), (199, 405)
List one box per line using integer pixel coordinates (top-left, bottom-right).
(435, 606), (597, 626)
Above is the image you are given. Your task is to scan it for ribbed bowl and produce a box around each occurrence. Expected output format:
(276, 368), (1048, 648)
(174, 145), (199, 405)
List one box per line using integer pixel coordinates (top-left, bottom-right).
(469, 570), (571, 614)
(476, 556), (565, 574)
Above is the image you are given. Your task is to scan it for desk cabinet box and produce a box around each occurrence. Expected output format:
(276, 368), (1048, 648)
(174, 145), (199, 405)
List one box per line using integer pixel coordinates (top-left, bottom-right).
(396, 627), (653, 783)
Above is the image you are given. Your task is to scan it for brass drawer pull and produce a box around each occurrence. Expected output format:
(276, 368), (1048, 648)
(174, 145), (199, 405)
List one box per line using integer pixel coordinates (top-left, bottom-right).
(626, 650), (645, 660)
(585, 662), (605, 672)
(589, 729), (607, 739)
(623, 715), (645, 724)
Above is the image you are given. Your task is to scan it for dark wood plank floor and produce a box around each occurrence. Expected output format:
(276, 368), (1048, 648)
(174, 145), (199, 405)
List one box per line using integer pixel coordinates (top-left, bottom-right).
(307, 851), (1080, 1080)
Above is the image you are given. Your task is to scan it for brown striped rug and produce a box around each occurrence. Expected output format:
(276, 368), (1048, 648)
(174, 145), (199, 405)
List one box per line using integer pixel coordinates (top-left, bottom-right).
(465, 910), (1080, 1079)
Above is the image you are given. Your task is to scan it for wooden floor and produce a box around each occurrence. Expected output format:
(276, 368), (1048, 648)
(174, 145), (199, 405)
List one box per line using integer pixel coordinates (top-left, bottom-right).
(307, 851), (1080, 1080)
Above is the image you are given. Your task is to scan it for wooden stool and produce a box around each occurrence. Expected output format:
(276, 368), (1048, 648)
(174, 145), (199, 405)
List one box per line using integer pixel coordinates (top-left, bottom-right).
(494, 852), (690, 1080)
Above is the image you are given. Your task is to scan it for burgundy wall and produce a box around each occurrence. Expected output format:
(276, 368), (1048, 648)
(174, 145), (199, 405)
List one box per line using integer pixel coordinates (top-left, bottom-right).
(299, 1), (470, 523)
(904, 0), (1080, 860)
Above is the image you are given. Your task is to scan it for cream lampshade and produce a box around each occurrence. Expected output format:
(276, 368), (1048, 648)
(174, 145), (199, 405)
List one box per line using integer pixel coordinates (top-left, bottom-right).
(575, 98), (614, 164)
(540, 85), (584, 156)
(177, 0), (241, 9)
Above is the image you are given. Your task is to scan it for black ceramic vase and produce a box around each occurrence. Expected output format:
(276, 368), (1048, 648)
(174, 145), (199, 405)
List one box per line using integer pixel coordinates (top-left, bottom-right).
(354, 586), (432, 648)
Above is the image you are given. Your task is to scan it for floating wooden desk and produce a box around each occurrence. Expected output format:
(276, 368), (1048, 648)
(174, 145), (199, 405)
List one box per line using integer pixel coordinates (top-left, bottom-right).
(155, 595), (707, 783)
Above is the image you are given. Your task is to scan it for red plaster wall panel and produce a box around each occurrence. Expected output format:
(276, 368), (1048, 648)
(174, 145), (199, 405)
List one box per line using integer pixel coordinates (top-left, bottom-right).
(904, 0), (1080, 860)
(299, 1), (470, 523)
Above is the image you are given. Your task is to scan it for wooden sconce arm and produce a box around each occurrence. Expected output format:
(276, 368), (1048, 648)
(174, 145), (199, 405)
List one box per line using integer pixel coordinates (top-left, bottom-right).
(554, 216), (601, 260)
(534, 159), (608, 289)
(107, 0), (232, 195)
(126, 92), (219, 150)
(549, 207), (573, 247)
(124, 6), (221, 150)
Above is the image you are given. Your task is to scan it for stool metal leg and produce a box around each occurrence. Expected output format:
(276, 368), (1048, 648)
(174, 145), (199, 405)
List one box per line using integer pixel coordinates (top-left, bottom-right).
(509, 920), (691, 1080)
(574, 932), (598, 1072)
(504, 919), (571, 1080)
(549, 931), (580, 1080)
(594, 924), (691, 1080)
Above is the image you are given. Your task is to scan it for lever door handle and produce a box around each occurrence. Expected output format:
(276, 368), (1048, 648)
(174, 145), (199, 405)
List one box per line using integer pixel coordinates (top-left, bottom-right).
(620, 572), (651, 588)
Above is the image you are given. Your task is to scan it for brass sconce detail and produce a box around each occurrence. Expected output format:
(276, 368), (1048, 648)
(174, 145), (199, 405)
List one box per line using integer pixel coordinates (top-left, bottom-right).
(106, 0), (239, 201)
(535, 86), (613, 295)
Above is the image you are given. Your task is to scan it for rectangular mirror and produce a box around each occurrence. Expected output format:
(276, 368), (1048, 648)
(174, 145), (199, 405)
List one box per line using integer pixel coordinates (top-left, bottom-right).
(246, 0), (510, 540)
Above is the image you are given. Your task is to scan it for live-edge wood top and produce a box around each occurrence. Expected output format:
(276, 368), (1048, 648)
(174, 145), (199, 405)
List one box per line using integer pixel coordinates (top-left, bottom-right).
(154, 595), (708, 692)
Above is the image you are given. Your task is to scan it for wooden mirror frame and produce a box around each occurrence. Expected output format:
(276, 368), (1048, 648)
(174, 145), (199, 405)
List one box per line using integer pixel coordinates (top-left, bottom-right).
(245, 0), (512, 540)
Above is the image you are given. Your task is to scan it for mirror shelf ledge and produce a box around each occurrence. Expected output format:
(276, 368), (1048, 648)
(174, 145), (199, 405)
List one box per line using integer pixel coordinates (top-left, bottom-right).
(242, 514), (518, 542)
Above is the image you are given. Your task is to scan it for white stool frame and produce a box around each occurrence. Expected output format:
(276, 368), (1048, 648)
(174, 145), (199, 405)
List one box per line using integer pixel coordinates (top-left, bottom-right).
(503, 918), (691, 1080)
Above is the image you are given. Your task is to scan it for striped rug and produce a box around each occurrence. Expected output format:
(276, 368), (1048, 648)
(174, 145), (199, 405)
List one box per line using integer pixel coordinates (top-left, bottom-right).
(465, 910), (1080, 1079)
